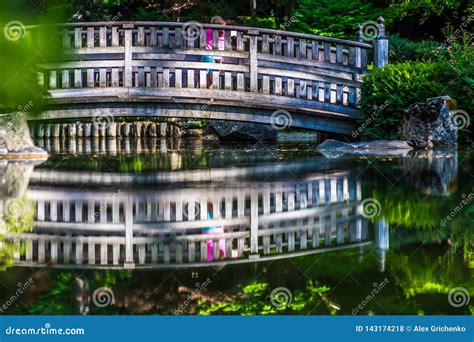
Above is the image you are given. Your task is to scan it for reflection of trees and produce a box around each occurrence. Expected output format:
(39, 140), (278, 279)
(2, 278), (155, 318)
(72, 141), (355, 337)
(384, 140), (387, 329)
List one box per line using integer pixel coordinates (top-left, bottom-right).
(198, 280), (338, 315)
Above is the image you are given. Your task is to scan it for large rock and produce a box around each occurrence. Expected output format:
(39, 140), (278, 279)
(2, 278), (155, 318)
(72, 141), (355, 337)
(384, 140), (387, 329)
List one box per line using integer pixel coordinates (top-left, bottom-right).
(317, 139), (412, 157)
(210, 120), (277, 143)
(400, 96), (457, 148)
(0, 114), (47, 159)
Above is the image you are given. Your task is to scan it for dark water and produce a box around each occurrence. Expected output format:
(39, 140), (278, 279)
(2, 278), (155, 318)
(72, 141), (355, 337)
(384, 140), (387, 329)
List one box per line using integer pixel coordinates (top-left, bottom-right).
(0, 138), (472, 315)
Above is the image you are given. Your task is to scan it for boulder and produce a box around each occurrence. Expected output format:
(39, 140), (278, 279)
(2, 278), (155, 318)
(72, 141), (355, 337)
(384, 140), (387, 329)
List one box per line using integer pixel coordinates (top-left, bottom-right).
(0, 114), (48, 159)
(400, 96), (457, 148)
(317, 139), (412, 157)
(210, 120), (277, 143)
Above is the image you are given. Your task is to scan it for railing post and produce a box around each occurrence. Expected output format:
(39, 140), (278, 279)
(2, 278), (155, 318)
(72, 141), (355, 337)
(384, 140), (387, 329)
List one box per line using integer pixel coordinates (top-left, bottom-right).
(249, 192), (260, 259)
(124, 196), (135, 269)
(373, 17), (388, 68)
(123, 23), (134, 87)
(248, 29), (259, 92)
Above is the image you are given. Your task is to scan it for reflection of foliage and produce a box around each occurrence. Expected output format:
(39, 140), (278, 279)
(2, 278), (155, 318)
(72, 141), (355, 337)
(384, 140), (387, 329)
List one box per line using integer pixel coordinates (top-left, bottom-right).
(198, 280), (336, 315)
(387, 249), (473, 300)
(29, 270), (132, 315)
(0, 198), (34, 271)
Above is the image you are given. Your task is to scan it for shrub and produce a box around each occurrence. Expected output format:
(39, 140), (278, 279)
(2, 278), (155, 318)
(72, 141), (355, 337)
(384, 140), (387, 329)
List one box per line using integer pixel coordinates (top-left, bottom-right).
(389, 34), (441, 62)
(361, 55), (473, 144)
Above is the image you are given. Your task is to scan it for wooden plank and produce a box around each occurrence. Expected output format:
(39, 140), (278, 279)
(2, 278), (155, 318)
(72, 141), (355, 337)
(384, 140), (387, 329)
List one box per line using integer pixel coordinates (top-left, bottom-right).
(87, 69), (94, 88)
(324, 82), (331, 102)
(187, 69), (194, 88)
(236, 32), (244, 51)
(175, 69), (182, 88)
(87, 27), (95, 48)
(49, 70), (57, 89)
(299, 38), (307, 59)
(99, 26), (107, 47)
(225, 30), (232, 50)
(174, 28), (182, 47)
(300, 80), (307, 98)
(286, 37), (294, 57)
(138, 68), (145, 87)
(224, 72), (232, 90)
(111, 68), (119, 87)
(262, 75), (270, 94)
(61, 70), (70, 88)
(249, 35), (258, 92)
(163, 68), (170, 87)
(262, 34), (269, 53)
(287, 78), (295, 97)
(336, 84), (343, 104)
(111, 27), (119, 47)
(273, 35), (282, 55)
(162, 27), (170, 47)
(275, 77), (282, 95)
(124, 25), (133, 87)
(324, 42), (331, 62)
(99, 68), (107, 87)
(237, 73), (244, 91)
(74, 28), (82, 48)
(137, 26), (145, 46)
(199, 70), (207, 89)
(212, 70), (220, 89)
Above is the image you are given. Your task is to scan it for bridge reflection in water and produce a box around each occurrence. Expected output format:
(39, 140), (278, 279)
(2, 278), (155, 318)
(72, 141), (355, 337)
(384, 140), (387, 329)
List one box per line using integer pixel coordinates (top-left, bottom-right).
(2, 159), (389, 270)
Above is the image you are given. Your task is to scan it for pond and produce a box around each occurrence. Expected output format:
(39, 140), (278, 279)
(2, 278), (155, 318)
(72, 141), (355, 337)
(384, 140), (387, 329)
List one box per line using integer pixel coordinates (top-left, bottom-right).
(0, 137), (472, 315)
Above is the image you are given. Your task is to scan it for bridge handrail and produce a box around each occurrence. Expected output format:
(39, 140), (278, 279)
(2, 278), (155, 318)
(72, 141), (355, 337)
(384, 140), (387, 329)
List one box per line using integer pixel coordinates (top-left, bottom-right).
(26, 21), (374, 50)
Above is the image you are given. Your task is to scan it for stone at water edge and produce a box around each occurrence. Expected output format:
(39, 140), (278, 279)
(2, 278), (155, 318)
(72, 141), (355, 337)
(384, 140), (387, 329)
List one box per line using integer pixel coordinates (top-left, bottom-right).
(400, 96), (458, 148)
(210, 120), (277, 142)
(0, 115), (47, 159)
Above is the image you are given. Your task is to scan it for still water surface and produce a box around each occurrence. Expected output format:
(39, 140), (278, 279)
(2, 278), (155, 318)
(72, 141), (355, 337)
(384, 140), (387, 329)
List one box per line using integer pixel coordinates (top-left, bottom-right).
(0, 138), (472, 315)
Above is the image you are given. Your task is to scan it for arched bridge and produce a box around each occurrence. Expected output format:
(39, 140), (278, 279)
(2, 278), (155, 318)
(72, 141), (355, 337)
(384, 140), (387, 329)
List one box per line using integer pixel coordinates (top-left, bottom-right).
(30, 19), (389, 135)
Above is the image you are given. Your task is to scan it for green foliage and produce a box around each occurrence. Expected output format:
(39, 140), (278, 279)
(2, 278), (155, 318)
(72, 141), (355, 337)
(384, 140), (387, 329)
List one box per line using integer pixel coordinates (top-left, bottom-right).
(289, 0), (385, 39)
(389, 34), (442, 62)
(198, 280), (334, 315)
(360, 39), (473, 144)
(360, 61), (450, 140)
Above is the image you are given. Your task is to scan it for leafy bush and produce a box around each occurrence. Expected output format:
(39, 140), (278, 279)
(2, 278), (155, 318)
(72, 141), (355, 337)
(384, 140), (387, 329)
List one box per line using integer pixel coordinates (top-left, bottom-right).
(360, 41), (473, 144)
(389, 34), (441, 62)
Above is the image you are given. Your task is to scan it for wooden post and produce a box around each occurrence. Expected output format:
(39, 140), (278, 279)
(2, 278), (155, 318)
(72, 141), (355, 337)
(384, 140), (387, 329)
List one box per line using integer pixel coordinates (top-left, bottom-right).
(124, 197), (135, 268)
(373, 17), (388, 68)
(123, 24), (134, 87)
(375, 219), (389, 272)
(248, 29), (259, 93)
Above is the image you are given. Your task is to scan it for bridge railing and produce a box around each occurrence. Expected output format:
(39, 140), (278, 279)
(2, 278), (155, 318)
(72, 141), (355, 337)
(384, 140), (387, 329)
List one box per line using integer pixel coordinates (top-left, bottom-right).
(30, 19), (387, 124)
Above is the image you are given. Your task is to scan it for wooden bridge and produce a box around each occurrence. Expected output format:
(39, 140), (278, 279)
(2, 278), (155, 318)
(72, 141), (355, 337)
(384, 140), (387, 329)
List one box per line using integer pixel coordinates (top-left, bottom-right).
(30, 19), (389, 135)
(0, 166), (391, 270)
